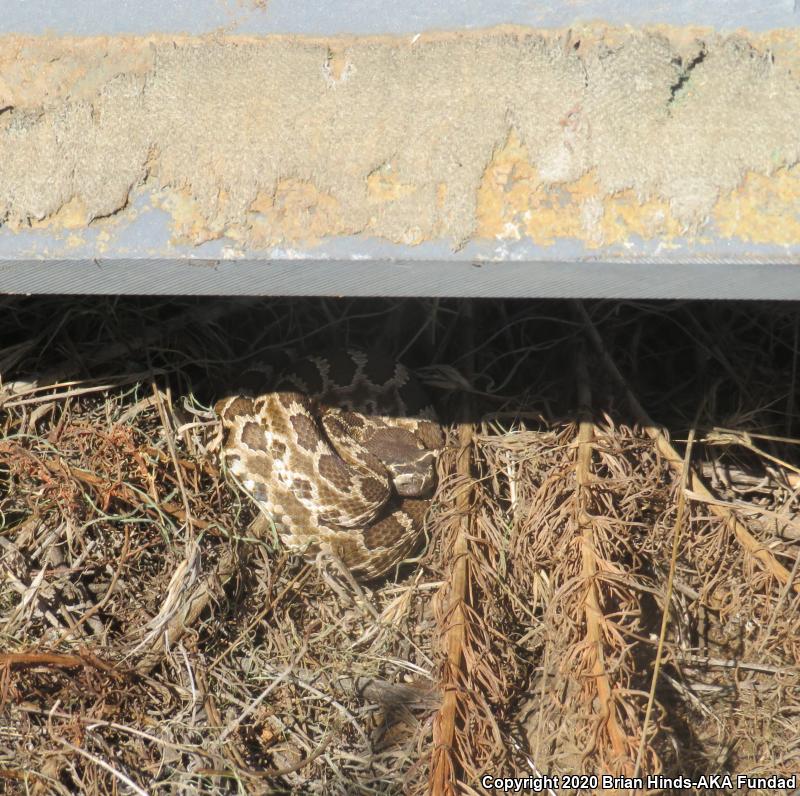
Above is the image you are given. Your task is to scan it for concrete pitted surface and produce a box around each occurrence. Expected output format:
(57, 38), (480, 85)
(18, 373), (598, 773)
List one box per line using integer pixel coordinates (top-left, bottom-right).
(0, 19), (799, 299)
(1, 27), (799, 256)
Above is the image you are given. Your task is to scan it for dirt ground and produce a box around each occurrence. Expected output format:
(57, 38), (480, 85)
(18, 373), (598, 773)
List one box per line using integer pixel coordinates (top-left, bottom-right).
(1, 297), (798, 795)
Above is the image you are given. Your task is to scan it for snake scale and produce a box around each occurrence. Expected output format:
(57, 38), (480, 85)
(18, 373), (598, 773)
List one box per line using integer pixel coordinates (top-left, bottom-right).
(215, 348), (444, 579)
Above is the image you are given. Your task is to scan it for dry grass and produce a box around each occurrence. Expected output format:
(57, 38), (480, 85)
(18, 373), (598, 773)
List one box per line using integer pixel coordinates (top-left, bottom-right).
(1, 297), (798, 795)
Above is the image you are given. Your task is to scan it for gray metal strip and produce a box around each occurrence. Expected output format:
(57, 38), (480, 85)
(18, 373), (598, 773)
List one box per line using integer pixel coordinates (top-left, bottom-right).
(2, 258), (799, 299)
(5, 0), (798, 35)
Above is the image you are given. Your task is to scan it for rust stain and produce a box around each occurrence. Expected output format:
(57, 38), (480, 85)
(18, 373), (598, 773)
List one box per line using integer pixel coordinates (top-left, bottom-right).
(476, 131), (800, 248)
(161, 178), (348, 247)
(476, 132), (682, 248)
(246, 178), (345, 247)
(713, 167), (800, 245)
(366, 162), (418, 203)
(163, 133), (800, 250)
(4, 27), (798, 251)
(160, 189), (225, 245)
(28, 197), (92, 231)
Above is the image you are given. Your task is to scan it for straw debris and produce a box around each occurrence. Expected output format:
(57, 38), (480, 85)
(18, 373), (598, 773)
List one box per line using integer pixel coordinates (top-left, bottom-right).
(1, 296), (798, 794)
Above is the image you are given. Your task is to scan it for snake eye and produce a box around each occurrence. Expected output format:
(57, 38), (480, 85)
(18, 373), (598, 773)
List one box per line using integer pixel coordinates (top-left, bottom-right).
(391, 458), (436, 497)
(218, 349), (440, 579)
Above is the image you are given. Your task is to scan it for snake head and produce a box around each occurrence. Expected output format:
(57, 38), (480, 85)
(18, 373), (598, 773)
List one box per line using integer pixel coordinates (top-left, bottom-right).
(388, 449), (438, 497)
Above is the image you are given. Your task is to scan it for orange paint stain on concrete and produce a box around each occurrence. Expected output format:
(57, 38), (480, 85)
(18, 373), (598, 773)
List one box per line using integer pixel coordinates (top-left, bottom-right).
(713, 167), (800, 245)
(366, 162), (418, 204)
(476, 130), (800, 248)
(245, 178), (345, 247)
(476, 131), (580, 245)
(598, 190), (683, 247)
(476, 131), (684, 248)
(28, 197), (92, 231)
(160, 190), (226, 245)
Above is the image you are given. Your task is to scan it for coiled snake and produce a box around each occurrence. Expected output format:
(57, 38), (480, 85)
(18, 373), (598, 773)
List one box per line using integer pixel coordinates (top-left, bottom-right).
(215, 349), (444, 579)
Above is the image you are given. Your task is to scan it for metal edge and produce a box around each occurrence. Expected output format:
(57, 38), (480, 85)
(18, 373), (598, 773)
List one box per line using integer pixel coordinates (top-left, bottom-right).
(2, 258), (799, 299)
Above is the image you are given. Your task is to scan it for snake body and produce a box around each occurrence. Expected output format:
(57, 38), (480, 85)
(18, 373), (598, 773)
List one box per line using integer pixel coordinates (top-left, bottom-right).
(215, 349), (444, 579)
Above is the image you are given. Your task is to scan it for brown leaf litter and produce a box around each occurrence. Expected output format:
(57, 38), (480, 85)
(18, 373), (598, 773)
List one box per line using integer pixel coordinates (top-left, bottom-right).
(1, 296), (798, 794)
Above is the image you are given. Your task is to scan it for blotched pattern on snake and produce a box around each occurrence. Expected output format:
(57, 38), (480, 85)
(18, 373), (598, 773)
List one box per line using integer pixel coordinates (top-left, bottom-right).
(215, 349), (444, 579)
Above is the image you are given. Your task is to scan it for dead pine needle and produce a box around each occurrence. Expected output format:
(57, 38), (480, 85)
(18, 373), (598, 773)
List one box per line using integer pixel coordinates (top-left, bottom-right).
(431, 300), (476, 796)
(574, 340), (631, 772)
(633, 428), (695, 784)
(576, 302), (799, 595)
(3, 296), (800, 793)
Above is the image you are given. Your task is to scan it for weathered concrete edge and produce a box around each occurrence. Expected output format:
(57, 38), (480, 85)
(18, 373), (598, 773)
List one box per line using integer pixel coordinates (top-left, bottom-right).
(4, 29), (800, 262)
(3, 258), (800, 299)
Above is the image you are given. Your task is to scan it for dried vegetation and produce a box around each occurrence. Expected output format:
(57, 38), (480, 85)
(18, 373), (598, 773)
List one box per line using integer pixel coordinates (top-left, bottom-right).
(0, 297), (798, 794)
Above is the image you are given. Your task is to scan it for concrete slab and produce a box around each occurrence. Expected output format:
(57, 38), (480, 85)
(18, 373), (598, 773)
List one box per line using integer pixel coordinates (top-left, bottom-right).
(1, 4), (799, 297)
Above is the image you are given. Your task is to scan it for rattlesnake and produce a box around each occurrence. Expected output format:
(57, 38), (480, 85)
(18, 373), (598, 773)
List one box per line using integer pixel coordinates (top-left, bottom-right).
(215, 349), (444, 579)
